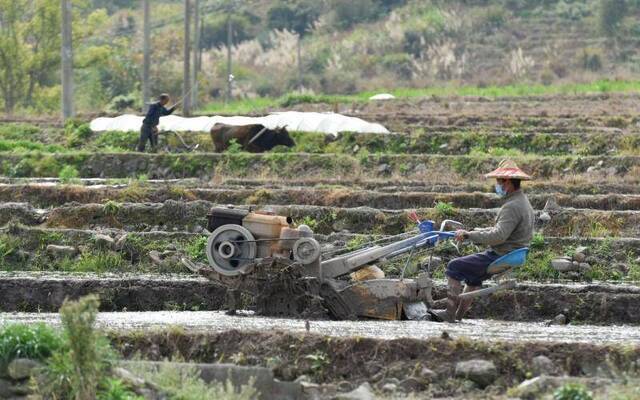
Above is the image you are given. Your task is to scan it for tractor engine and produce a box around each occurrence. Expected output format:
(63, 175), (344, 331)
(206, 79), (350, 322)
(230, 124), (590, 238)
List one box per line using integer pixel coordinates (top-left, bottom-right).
(205, 207), (319, 277)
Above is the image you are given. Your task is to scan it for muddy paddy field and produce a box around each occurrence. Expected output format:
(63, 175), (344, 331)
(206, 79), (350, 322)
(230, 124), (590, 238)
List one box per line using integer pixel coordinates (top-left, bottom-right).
(1, 93), (640, 399)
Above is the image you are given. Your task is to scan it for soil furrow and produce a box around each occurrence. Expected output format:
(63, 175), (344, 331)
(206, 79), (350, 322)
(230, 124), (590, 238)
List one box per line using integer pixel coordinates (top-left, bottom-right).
(6, 201), (635, 237)
(1, 153), (638, 180)
(4, 184), (640, 211)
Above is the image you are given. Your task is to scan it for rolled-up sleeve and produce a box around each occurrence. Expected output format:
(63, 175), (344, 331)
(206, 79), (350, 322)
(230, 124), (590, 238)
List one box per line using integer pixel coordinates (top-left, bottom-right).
(467, 206), (519, 246)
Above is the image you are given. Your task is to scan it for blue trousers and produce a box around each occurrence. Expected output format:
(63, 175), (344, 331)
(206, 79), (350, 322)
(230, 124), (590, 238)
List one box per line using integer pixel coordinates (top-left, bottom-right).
(445, 250), (500, 286)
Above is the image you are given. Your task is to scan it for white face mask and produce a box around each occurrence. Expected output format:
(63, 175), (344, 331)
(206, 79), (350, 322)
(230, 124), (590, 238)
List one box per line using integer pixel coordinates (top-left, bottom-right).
(495, 183), (507, 197)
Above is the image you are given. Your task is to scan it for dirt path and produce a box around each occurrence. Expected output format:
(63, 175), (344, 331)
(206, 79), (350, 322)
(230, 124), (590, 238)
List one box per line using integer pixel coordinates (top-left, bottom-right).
(3, 311), (639, 345)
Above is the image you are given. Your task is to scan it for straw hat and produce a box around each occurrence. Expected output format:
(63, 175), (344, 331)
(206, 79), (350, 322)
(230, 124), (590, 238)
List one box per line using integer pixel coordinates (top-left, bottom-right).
(485, 159), (532, 180)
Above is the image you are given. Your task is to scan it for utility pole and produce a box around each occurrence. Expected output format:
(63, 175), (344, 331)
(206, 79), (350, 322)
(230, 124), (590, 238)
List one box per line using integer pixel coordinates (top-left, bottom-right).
(225, 12), (232, 103)
(192, 0), (200, 109)
(297, 35), (303, 92)
(142, 0), (151, 113)
(61, 0), (74, 120)
(183, 0), (192, 116)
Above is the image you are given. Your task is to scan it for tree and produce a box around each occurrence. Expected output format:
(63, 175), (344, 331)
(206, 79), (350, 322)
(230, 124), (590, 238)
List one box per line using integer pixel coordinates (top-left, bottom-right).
(267, 0), (322, 36)
(25, 1), (61, 105)
(201, 14), (253, 49)
(266, 1), (322, 91)
(0, 1), (29, 114)
(599, 0), (628, 36)
(331, 0), (379, 30)
(0, 0), (61, 114)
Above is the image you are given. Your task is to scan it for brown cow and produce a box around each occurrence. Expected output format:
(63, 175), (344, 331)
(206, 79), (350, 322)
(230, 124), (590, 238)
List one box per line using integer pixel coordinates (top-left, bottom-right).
(210, 123), (295, 153)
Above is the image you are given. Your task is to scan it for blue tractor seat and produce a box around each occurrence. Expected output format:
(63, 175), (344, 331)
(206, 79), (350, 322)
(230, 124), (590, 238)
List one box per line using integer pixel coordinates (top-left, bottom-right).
(486, 247), (529, 275)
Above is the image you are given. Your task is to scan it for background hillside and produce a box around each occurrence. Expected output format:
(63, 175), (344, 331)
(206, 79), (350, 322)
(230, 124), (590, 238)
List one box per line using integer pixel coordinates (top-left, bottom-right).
(1, 0), (639, 115)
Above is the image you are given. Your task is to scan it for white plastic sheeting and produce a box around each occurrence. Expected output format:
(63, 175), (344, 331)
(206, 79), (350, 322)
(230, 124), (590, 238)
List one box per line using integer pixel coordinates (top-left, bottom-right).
(89, 111), (389, 136)
(369, 93), (396, 100)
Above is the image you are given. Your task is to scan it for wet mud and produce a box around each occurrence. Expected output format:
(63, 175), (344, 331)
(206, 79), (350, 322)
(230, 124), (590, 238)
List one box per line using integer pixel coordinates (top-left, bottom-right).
(0, 272), (638, 323)
(0, 272), (224, 312)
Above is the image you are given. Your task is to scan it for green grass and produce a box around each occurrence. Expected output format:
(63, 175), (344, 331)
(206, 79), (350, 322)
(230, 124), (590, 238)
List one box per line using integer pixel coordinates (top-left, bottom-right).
(434, 201), (456, 218)
(98, 378), (143, 400)
(198, 79), (640, 114)
(0, 123), (40, 139)
(0, 323), (63, 367)
(57, 252), (128, 273)
(185, 235), (208, 263)
(515, 249), (559, 281)
(197, 96), (279, 115)
(59, 165), (80, 184)
(553, 383), (593, 400)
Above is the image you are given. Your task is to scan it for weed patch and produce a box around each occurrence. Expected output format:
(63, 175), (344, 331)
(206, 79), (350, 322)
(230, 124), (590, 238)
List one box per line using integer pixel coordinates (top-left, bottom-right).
(130, 361), (258, 399)
(185, 235), (208, 263)
(59, 165), (80, 184)
(434, 201), (456, 218)
(38, 295), (115, 399)
(0, 323), (62, 367)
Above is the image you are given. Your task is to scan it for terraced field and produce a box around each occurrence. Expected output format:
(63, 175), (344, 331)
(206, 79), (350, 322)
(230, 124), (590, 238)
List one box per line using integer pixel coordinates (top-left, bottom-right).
(1, 93), (639, 399)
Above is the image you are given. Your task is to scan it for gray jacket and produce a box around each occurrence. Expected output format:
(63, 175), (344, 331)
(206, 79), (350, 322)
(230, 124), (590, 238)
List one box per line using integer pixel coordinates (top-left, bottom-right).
(467, 190), (535, 255)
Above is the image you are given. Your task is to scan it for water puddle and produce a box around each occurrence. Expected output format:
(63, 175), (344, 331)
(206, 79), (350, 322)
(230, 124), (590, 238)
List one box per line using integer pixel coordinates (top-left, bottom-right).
(1, 311), (638, 344)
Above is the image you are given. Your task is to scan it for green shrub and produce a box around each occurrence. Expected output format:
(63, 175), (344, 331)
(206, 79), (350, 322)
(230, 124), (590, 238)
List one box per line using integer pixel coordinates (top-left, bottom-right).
(553, 383), (593, 400)
(41, 295), (115, 400)
(434, 201), (456, 219)
(0, 323), (62, 367)
(186, 235), (208, 262)
(64, 119), (85, 136)
(531, 232), (545, 250)
(66, 122), (93, 148)
(59, 165), (80, 184)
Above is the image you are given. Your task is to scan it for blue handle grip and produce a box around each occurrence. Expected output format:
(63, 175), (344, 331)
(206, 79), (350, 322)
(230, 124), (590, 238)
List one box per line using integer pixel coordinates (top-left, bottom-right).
(418, 220), (435, 233)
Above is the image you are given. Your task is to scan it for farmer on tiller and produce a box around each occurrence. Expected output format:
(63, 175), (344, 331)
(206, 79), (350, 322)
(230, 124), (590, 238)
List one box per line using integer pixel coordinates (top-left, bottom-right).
(432, 159), (535, 322)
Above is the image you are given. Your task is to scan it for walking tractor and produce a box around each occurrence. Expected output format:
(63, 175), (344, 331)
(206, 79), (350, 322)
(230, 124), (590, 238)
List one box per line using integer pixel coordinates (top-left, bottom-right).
(182, 207), (528, 321)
